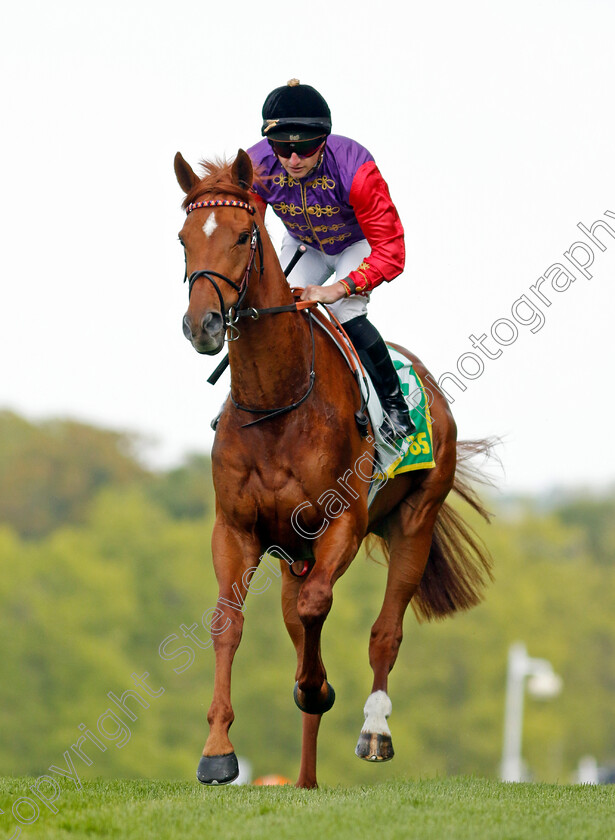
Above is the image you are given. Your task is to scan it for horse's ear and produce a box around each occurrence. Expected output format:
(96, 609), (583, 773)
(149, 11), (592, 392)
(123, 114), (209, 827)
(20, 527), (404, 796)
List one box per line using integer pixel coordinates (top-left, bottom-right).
(231, 149), (253, 191)
(174, 152), (199, 194)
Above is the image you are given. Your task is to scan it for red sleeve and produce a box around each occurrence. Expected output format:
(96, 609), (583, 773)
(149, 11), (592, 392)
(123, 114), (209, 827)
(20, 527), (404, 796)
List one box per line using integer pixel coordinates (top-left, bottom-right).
(347, 161), (405, 293)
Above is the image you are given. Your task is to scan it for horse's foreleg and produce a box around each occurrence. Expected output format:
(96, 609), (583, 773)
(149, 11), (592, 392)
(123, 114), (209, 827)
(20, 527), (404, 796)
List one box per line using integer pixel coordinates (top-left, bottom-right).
(281, 572), (321, 789)
(197, 519), (260, 785)
(358, 486), (448, 762)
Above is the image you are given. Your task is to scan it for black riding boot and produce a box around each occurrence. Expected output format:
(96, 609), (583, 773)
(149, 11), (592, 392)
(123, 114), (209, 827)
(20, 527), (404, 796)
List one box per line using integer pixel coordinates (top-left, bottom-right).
(343, 315), (416, 440)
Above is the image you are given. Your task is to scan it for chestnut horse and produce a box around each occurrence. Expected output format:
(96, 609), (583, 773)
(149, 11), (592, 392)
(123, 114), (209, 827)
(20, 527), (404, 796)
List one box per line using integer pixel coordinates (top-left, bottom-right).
(175, 149), (493, 788)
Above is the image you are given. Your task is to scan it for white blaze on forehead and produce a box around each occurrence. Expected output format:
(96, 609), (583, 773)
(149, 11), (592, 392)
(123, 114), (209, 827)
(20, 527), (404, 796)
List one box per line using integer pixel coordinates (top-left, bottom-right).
(360, 690), (392, 735)
(202, 211), (218, 238)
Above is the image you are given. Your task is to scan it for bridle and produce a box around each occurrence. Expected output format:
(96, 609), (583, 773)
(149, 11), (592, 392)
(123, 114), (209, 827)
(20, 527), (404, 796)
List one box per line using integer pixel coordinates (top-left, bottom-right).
(182, 197), (316, 426)
(184, 198), (264, 340)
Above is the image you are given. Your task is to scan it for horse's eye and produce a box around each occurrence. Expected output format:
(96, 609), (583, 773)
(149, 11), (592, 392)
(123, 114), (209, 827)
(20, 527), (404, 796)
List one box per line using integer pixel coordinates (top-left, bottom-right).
(237, 232), (250, 246)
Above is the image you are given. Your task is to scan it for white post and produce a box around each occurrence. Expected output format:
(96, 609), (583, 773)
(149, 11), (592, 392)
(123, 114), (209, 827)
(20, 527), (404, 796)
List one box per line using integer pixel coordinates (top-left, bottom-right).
(500, 642), (562, 782)
(501, 642), (527, 782)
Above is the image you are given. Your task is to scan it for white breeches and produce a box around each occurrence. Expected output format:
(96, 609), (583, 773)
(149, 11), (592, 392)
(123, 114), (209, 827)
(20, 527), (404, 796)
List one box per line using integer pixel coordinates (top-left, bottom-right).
(280, 232), (371, 324)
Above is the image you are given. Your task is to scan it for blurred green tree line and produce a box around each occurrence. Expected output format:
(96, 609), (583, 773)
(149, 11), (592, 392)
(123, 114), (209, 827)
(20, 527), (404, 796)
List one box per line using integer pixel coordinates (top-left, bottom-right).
(0, 410), (613, 785)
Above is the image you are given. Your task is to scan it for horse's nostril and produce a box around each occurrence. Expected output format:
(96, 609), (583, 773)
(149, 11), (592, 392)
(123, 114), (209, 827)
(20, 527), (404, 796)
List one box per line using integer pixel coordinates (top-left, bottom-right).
(182, 315), (193, 340)
(202, 311), (223, 335)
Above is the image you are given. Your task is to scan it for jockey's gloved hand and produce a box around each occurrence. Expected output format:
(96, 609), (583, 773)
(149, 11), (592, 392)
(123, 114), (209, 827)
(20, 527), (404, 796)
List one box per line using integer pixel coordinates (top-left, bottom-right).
(300, 282), (347, 305)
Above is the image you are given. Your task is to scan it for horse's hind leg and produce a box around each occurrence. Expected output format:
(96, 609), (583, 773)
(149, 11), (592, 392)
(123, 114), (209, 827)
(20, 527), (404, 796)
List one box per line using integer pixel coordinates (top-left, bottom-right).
(357, 476), (452, 761)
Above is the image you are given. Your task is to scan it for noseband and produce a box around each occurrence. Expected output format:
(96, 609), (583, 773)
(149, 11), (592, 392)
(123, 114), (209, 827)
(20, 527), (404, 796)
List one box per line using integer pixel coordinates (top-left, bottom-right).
(184, 199), (263, 337)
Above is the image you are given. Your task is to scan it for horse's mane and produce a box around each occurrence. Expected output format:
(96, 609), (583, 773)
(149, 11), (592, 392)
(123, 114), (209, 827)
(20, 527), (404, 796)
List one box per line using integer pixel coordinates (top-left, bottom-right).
(181, 157), (264, 210)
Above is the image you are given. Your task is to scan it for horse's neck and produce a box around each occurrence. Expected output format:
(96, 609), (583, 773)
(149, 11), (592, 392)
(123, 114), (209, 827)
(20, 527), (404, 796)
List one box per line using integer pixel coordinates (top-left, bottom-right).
(228, 225), (313, 408)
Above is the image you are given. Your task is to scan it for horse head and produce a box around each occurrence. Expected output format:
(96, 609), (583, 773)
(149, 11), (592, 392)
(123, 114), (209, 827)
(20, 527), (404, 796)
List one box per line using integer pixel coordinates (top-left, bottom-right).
(175, 150), (258, 355)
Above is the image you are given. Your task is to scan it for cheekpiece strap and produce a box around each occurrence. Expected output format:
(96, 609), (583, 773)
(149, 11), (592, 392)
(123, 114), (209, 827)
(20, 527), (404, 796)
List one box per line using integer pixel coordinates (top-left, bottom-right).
(186, 199), (256, 216)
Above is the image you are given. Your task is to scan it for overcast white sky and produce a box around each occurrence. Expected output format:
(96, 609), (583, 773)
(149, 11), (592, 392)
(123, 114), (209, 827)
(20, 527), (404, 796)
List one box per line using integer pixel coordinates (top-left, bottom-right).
(1, 0), (614, 493)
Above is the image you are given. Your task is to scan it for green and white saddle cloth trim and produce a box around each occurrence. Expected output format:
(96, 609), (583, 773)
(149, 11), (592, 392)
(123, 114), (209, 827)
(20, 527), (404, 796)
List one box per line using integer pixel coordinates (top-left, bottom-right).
(364, 346), (435, 507)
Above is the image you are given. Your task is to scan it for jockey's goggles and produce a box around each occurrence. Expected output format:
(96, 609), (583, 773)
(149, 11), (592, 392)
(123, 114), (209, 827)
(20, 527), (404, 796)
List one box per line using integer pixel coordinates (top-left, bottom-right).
(268, 136), (326, 159)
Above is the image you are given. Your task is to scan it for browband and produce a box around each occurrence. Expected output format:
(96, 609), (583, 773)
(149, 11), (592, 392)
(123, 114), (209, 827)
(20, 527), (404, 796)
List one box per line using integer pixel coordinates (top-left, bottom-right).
(186, 198), (256, 216)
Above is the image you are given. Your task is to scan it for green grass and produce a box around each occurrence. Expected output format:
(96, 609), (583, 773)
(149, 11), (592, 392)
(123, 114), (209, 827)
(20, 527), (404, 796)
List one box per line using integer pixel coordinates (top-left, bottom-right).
(1, 776), (613, 839)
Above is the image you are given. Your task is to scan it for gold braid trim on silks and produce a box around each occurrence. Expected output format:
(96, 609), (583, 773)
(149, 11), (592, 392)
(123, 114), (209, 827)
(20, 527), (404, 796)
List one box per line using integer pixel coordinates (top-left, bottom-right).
(293, 233), (350, 245)
(352, 261), (371, 296)
(312, 223), (345, 232)
(272, 173), (301, 188)
(305, 175), (336, 190)
(274, 202), (304, 216)
(307, 204), (341, 218)
(273, 203), (341, 219)
(320, 233), (352, 245)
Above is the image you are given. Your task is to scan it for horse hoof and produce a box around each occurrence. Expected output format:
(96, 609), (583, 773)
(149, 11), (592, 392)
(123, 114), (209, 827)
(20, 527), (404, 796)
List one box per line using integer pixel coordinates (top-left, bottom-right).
(196, 752), (239, 785)
(293, 680), (336, 715)
(355, 731), (395, 762)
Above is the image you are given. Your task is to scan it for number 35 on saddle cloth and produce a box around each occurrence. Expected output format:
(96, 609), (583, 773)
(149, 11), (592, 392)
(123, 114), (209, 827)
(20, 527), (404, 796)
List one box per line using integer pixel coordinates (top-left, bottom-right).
(310, 309), (435, 508)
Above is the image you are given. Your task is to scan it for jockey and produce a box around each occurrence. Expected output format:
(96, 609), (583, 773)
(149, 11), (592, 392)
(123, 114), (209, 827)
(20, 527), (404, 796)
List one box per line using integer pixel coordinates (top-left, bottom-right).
(247, 79), (415, 440)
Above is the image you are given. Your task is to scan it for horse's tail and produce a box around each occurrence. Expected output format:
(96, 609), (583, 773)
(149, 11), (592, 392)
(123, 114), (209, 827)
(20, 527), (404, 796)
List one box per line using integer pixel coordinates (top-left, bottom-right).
(367, 438), (497, 622)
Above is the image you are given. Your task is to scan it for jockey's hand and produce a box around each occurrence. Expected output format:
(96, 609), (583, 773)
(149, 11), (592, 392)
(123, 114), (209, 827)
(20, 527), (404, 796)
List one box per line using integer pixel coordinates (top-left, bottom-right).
(300, 281), (347, 304)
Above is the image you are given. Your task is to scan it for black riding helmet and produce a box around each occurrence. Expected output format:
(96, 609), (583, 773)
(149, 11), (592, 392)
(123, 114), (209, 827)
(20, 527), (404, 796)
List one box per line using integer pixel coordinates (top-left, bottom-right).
(261, 79), (332, 143)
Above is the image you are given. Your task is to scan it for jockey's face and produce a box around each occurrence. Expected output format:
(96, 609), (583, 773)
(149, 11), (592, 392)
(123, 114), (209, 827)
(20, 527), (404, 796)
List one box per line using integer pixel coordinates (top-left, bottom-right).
(276, 143), (325, 180)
